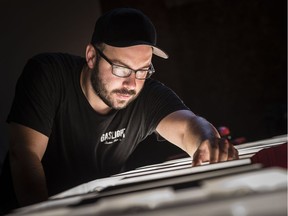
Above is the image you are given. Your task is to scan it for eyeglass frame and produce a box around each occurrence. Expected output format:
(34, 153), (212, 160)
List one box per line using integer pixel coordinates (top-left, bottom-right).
(92, 44), (155, 80)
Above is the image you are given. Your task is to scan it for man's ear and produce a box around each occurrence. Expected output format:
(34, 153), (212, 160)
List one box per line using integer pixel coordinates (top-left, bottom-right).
(86, 44), (97, 69)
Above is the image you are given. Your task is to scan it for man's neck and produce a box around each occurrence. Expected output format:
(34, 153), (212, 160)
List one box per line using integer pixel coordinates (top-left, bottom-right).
(80, 66), (112, 115)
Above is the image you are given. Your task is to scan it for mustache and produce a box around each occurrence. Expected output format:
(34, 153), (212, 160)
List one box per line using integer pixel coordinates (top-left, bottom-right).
(112, 89), (136, 96)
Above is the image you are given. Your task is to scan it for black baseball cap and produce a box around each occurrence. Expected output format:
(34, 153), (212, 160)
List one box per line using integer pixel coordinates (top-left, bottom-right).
(91, 8), (169, 59)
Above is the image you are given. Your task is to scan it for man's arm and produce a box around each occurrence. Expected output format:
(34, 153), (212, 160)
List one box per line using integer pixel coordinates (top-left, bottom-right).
(9, 123), (49, 206)
(156, 110), (238, 165)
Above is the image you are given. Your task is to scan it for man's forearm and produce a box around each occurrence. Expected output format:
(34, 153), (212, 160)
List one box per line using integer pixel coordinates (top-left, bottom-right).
(156, 110), (238, 165)
(182, 115), (220, 157)
(10, 151), (48, 207)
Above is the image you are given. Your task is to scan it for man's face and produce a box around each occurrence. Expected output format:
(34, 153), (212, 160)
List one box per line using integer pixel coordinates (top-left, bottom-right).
(91, 45), (153, 110)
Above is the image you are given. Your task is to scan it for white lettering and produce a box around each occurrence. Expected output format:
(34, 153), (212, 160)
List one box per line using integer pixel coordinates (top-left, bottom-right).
(100, 128), (126, 144)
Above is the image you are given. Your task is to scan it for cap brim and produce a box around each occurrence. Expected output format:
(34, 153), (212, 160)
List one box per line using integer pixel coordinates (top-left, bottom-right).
(152, 46), (169, 59)
(105, 41), (169, 59)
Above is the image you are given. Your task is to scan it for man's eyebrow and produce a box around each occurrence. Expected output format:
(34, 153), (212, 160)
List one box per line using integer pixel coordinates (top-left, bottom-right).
(111, 59), (151, 70)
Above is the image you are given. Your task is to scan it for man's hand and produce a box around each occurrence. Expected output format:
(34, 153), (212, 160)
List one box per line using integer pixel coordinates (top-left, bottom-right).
(192, 138), (239, 166)
(156, 110), (239, 166)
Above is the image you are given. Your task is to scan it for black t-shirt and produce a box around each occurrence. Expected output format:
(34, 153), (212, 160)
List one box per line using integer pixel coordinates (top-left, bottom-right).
(5, 53), (189, 196)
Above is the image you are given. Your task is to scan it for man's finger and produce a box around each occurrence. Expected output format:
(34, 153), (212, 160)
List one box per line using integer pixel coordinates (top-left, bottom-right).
(192, 150), (204, 166)
(218, 138), (230, 161)
(228, 146), (239, 160)
(209, 138), (219, 163)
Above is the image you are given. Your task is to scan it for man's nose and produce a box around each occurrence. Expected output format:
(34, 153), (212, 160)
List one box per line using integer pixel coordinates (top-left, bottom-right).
(123, 73), (136, 89)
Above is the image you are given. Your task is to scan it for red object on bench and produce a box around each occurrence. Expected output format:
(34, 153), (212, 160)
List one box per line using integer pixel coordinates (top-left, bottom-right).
(251, 143), (287, 169)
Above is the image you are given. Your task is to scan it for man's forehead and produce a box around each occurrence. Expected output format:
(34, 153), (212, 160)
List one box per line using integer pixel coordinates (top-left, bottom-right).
(103, 44), (153, 69)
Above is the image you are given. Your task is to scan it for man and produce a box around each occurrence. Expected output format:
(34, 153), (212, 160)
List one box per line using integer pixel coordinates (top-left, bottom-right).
(0, 8), (238, 213)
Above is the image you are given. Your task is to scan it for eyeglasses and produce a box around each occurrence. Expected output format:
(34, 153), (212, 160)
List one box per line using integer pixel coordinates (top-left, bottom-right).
(94, 46), (155, 80)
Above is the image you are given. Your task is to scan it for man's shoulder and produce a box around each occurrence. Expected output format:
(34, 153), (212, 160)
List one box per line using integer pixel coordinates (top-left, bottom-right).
(144, 78), (165, 88)
(23, 52), (85, 78)
(142, 78), (170, 94)
(20, 52), (85, 85)
(30, 52), (84, 66)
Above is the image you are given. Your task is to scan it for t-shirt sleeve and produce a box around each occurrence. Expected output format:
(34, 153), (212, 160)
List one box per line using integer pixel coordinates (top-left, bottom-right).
(141, 79), (190, 135)
(7, 55), (60, 137)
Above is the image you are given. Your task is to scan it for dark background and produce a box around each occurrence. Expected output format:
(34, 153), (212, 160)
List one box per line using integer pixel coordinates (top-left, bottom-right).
(0, 0), (286, 169)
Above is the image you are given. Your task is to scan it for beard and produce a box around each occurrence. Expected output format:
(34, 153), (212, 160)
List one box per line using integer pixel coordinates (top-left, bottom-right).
(90, 64), (138, 110)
